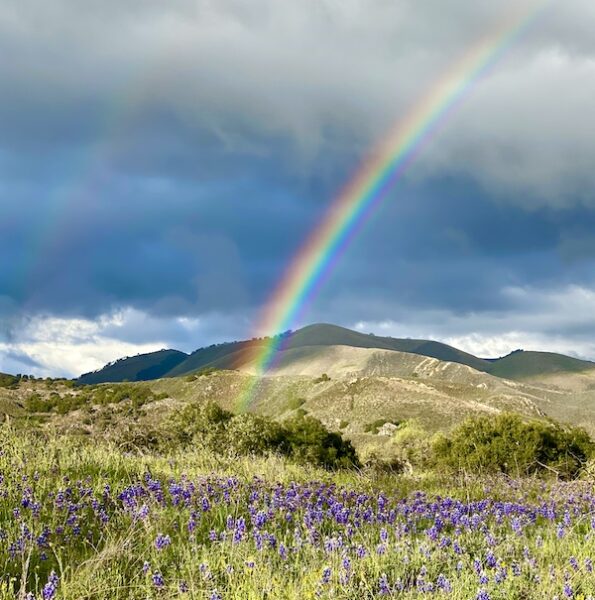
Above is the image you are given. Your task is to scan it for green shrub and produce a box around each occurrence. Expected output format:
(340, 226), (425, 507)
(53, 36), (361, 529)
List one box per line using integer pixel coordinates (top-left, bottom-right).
(167, 400), (232, 449)
(0, 374), (18, 388)
(86, 384), (163, 408)
(225, 414), (285, 456)
(282, 414), (359, 469)
(25, 393), (51, 413)
(363, 418), (399, 434)
(286, 397), (306, 411)
(164, 401), (358, 469)
(314, 373), (331, 384)
(432, 413), (594, 479)
(391, 420), (433, 473)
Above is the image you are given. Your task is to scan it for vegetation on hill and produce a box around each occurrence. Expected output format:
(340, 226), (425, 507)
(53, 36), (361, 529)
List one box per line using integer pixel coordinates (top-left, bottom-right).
(157, 400), (359, 469)
(73, 323), (595, 384)
(0, 373), (19, 388)
(78, 349), (188, 385)
(487, 350), (595, 379)
(432, 413), (594, 478)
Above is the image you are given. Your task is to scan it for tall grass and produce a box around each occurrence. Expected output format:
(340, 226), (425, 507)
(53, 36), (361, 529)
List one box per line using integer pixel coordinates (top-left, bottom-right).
(0, 425), (594, 599)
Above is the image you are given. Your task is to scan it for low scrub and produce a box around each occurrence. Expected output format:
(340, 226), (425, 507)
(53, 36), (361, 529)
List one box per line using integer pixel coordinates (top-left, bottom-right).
(432, 413), (594, 479)
(165, 401), (359, 469)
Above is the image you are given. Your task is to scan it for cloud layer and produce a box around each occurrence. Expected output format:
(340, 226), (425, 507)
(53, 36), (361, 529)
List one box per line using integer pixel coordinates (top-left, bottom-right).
(2, 0), (595, 375)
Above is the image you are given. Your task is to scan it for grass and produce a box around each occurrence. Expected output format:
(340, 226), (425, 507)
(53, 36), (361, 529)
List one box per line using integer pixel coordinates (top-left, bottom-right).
(1, 422), (595, 599)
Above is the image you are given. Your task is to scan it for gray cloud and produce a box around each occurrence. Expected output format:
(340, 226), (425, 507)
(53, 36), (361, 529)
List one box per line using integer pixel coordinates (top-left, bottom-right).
(2, 0), (595, 199)
(2, 0), (595, 376)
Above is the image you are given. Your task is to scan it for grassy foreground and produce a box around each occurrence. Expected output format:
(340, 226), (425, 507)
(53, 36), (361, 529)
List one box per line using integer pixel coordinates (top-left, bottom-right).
(0, 426), (594, 599)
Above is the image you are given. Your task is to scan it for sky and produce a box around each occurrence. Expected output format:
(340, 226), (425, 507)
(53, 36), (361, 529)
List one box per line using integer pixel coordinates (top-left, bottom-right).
(2, 0), (595, 377)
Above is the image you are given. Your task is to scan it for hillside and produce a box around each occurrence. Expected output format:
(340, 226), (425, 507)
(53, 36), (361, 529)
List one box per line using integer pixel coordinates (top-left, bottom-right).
(6, 346), (595, 457)
(74, 323), (595, 384)
(150, 345), (550, 438)
(283, 324), (491, 372)
(166, 339), (267, 377)
(487, 350), (595, 379)
(78, 349), (188, 385)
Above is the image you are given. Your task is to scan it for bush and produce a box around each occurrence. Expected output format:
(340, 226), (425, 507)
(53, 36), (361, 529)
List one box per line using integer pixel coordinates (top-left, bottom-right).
(432, 413), (594, 479)
(225, 414), (285, 456)
(286, 397), (306, 411)
(391, 420), (433, 473)
(85, 384), (164, 408)
(0, 374), (18, 388)
(283, 414), (359, 469)
(25, 393), (52, 413)
(363, 418), (399, 434)
(164, 401), (358, 469)
(167, 400), (232, 449)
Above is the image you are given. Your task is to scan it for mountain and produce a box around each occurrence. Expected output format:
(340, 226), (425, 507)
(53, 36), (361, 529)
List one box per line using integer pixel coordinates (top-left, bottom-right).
(78, 349), (188, 385)
(75, 323), (595, 384)
(8, 344), (595, 453)
(166, 340), (267, 377)
(284, 324), (491, 372)
(486, 350), (595, 379)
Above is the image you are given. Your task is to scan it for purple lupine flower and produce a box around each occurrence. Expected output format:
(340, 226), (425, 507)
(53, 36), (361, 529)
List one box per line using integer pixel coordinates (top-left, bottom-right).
(379, 573), (391, 595)
(154, 533), (171, 550)
(436, 574), (452, 593)
(152, 571), (165, 588)
(42, 571), (59, 600)
(321, 567), (332, 585)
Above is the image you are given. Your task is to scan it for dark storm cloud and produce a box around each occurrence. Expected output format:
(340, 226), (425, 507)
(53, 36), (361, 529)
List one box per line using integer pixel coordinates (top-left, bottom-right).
(1, 0), (595, 375)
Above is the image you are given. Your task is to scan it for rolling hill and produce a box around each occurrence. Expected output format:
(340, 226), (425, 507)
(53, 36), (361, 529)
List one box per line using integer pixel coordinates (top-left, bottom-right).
(75, 323), (595, 384)
(5, 344), (595, 456)
(78, 349), (188, 385)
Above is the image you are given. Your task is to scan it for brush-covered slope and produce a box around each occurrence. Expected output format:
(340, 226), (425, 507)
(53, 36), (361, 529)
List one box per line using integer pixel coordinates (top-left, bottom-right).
(487, 350), (595, 380)
(0, 373), (19, 387)
(168, 324), (492, 375)
(75, 323), (595, 383)
(78, 349), (188, 385)
(147, 347), (548, 440)
(282, 324), (492, 372)
(166, 340), (267, 377)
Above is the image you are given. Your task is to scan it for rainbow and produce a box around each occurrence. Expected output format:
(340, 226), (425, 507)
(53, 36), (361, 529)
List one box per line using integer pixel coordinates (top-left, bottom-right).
(236, 0), (551, 411)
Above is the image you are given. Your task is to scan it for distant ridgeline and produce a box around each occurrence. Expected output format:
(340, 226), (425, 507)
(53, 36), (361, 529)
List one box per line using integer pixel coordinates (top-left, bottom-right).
(76, 323), (595, 385)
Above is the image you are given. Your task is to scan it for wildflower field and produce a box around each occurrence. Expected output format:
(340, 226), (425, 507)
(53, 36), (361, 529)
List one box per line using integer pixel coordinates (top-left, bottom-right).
(1, 426), (594, 600)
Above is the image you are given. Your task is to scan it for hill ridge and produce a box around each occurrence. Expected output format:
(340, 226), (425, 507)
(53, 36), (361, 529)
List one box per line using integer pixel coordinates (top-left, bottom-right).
(74, 323), (595, 384)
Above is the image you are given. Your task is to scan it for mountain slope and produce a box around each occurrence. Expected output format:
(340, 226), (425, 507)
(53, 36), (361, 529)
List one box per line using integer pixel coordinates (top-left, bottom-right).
(78, 349), (188, 385)
(487, 350), (594, 380)
(148, 346), (549, 437)
(75, 323), (595, 383)
(166, 340), (267, 377)
(283, 324), (492, 372)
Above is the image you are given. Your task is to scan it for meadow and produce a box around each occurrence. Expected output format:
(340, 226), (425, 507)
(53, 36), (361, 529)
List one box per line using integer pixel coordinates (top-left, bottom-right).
(1, 424), (595, 600)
